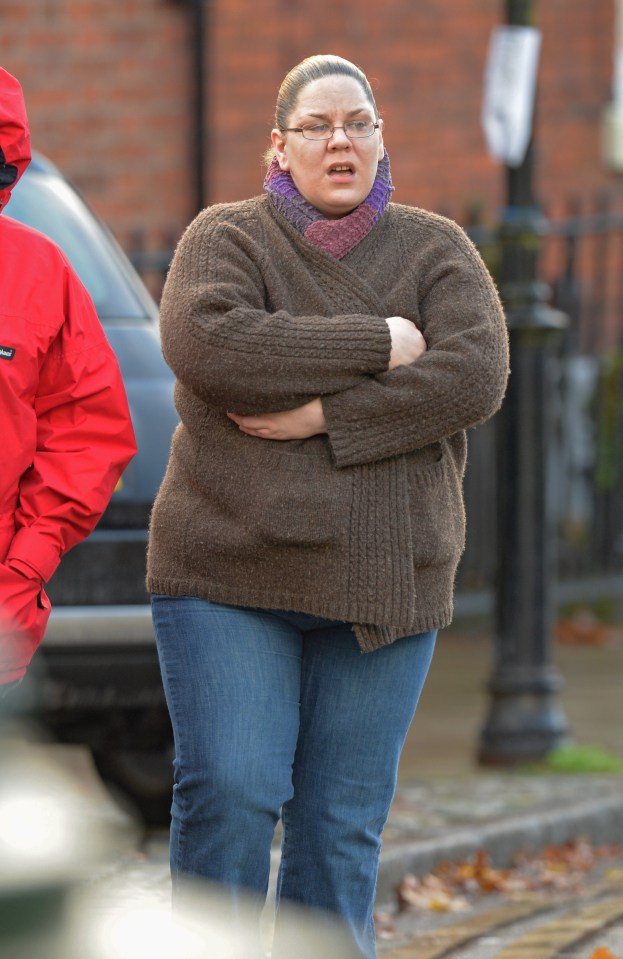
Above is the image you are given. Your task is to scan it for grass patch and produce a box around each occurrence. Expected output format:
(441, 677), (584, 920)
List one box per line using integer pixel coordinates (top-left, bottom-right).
(522, 744), (623, 774)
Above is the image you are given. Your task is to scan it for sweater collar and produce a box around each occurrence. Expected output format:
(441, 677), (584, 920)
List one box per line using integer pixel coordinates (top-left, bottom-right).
(263, 152), (394, 260)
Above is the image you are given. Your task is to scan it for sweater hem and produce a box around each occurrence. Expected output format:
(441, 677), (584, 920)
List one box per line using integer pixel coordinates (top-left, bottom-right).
(146, 575), (453, 652)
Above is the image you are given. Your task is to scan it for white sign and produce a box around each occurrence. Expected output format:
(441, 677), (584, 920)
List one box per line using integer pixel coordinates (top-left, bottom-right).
(482, 25), (542, 167)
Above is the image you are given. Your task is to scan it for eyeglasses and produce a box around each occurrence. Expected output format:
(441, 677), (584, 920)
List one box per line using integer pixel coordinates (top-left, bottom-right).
(282, 120), (380, 141)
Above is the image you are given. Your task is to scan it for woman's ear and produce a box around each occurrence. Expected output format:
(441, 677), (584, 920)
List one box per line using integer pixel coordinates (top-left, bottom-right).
(271, 128), (290, 171)
(376, 118), (385, 161)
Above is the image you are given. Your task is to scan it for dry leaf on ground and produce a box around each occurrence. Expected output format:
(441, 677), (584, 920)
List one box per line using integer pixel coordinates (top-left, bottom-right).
(393, 840), (622, 914)
(555, 610), (622, 646)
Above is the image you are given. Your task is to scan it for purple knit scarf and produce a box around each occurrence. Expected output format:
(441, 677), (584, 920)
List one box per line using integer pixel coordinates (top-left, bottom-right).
(263, 152), (394, 260)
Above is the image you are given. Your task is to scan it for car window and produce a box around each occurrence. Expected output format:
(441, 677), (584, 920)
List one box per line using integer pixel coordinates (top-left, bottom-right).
(8, 169), (151, 320)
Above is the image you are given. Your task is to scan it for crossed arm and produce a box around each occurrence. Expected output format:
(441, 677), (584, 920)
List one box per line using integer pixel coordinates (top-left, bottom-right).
(226, 316), (427, 440)
(161, 210), (509, 462)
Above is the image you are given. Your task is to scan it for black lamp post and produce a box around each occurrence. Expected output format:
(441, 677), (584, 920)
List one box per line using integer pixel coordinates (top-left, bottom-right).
(478, 0), (570, 764)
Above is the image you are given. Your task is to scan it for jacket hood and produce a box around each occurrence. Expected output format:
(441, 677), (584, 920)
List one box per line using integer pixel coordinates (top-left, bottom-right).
(0, 68), (31, 213)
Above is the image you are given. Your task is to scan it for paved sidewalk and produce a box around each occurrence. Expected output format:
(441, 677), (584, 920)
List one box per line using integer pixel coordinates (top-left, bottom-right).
(137, 617), (623, 912)
(376, 772), (623, 906)
(3, 613), (622, 925)
(374, 615), (623, 905)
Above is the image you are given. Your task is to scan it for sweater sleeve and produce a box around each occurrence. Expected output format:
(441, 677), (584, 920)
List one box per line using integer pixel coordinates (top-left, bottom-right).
(159, 205), (392, 413)
(321, 221), (510, 468)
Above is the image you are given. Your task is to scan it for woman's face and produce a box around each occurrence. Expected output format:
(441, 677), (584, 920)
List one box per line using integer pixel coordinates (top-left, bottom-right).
(271, 75), (384, 219)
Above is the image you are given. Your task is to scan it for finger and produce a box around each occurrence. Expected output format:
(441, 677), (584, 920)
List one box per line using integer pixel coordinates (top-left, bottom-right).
(228, 412), (263, 429)
(226, 412), (245, 425)
(235, 423), (274, 438)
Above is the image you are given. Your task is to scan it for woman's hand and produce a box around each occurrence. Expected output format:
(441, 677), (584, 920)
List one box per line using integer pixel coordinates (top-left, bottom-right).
(386, 316), (427, 370)
(227, 397), (327, 441)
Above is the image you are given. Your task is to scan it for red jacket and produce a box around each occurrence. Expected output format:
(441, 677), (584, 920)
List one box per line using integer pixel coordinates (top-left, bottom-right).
(0, 68), (137, 684)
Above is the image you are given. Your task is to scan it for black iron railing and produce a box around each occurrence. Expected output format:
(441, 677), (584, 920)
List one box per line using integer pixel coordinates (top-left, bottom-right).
(461, 197), (623, 592)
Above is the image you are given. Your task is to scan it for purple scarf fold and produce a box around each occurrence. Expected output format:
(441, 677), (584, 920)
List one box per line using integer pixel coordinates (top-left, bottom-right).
(263, 152), (394, 260)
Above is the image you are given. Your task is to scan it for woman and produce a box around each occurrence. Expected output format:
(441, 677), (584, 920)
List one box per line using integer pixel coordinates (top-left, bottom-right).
(148, 54), (509, 958)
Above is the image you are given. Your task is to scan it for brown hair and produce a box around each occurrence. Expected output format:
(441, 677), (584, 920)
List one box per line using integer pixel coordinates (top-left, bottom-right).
(274, 54), (378, 130)
(264, 55), (379, 165)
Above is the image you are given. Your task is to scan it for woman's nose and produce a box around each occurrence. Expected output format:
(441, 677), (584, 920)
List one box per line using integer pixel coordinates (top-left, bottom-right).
(328, 126), (351, 146)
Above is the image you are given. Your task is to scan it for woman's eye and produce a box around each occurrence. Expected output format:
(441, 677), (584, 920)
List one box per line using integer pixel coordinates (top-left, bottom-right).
(348, 121), (368, 131)
(307, 124), (330, 134)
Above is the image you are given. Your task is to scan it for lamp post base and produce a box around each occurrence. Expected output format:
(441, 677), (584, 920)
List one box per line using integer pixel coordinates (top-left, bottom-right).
(478, 665), (570, 765)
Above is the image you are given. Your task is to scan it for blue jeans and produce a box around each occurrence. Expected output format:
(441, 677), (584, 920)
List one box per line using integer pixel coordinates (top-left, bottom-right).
(151, 596), (436, 959)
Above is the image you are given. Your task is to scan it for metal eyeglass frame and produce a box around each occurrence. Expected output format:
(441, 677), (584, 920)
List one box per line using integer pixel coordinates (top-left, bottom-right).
(281, 121), (381, 141)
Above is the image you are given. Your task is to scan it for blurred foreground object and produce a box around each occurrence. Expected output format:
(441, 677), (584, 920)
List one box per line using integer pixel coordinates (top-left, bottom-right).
(0, 722), (136, 959)
(0, 722), (359, 958)
(65, 879), (361, 959)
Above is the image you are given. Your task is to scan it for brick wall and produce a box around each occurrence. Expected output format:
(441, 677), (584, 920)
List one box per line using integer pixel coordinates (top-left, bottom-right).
(1, 0), (619, 262)
(1, 0), (194, 254)
(208, 0), (504, 219)
(538, 0), (616, 218)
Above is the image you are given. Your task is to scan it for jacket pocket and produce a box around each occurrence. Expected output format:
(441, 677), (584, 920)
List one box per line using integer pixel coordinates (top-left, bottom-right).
(406, 446), (466, 568)
(187, 416), (352, 551)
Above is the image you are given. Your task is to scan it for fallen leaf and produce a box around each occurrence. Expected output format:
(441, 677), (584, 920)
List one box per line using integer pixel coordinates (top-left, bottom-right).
(555, 610), (622, 646)
(395, 840), (623, 916)
(395, 872), (470, 913)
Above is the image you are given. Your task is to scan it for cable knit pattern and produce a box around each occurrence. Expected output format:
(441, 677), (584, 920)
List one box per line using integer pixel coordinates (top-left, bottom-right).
(263, 153), (394, 259)
(147, 196), (509, 651)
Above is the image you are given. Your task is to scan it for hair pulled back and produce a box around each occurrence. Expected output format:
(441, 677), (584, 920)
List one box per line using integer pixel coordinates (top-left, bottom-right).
(274, 54), (378, 131)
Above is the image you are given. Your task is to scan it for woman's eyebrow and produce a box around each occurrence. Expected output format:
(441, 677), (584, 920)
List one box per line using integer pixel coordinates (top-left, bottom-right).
(300, 106), (373, 120)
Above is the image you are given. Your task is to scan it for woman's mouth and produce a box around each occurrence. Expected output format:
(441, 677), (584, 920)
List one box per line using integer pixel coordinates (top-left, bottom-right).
(328, 164), (354, 179)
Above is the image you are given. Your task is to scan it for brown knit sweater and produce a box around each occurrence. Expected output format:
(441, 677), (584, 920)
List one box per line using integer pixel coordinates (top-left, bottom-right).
(147, 196), (509, 652)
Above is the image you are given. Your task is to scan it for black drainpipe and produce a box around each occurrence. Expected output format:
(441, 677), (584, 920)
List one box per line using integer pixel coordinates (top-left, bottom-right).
(190, 0), (208, 212)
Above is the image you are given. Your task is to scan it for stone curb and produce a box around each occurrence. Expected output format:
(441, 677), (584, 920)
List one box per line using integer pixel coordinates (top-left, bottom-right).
(375, 792), (623, 906)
